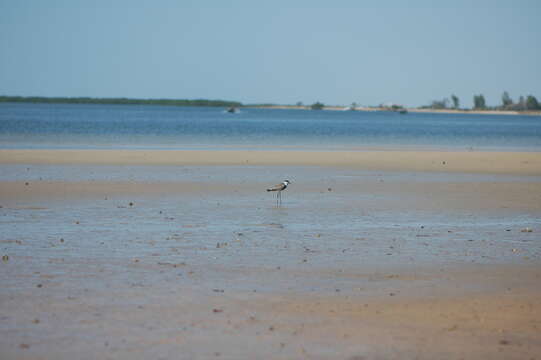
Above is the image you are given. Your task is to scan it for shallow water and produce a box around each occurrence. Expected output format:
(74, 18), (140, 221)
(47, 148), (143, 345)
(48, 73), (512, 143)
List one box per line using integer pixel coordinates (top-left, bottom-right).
(2, 165), (539, 288)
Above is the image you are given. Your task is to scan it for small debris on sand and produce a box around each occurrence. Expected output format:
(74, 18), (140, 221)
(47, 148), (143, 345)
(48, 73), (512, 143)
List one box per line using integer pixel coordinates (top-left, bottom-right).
(19, 344), (30, 349)
(157, 262), (186, 268)
(213, 308), (223, 313)
(2, 255), (8, 262)
(521, 228), (533, 233)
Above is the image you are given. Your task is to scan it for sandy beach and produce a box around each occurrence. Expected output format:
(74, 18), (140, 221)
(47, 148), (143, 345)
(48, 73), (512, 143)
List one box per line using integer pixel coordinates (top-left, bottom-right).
(249, 105), (541, 116)
(1, 149), (540, 359)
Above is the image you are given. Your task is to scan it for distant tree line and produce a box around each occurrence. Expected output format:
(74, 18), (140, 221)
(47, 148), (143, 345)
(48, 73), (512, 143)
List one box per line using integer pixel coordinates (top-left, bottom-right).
(0, 96), (242, 108)
(310, 101), (325, 110)
(473, 94), (486, 110)
(422, 92), (540, 111)
(499, 92), (540, 111)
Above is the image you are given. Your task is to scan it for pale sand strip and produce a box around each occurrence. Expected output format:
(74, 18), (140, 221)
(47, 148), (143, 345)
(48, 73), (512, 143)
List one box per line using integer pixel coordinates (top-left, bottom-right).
(249, 105), (541, 116)
(1, 149), (541, 175)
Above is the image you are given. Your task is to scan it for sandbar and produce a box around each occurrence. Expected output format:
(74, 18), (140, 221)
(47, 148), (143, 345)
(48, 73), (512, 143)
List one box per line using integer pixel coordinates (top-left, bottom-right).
(1, 149), (541, 175)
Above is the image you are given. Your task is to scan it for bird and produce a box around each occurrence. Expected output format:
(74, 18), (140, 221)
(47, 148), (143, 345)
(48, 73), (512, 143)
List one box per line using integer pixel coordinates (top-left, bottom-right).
(266, 180), (290, 205)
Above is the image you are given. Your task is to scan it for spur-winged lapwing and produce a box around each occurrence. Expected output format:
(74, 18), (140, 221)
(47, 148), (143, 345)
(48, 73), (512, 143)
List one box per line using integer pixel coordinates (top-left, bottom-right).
(267, 180), (290, 205)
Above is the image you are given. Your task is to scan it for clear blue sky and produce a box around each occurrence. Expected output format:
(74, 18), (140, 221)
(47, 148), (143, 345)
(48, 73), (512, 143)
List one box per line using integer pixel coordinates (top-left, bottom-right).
(1, 0), (540, 107)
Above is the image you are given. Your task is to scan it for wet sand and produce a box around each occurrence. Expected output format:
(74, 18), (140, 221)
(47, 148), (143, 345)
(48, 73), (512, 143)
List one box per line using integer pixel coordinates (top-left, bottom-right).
(0, 152), (540, 359)
(2, 177), (541, 213)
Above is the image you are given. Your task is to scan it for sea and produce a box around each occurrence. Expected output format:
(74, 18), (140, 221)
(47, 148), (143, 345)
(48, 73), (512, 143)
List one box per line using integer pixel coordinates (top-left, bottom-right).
(1, 102), (540, 150)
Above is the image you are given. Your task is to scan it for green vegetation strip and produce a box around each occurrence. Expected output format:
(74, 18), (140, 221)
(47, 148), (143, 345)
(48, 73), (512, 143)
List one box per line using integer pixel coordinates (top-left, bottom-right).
(0, 96), (242, 107)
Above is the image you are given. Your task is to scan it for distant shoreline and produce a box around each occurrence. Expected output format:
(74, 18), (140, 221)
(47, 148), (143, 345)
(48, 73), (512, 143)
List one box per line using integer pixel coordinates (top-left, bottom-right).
(2, 96), (540, 116)
(247, 105), (541, 116)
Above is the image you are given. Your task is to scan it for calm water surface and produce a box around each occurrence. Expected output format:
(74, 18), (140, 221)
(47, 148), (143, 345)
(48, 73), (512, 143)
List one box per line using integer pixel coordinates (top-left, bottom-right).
(1, 103), (540, 150)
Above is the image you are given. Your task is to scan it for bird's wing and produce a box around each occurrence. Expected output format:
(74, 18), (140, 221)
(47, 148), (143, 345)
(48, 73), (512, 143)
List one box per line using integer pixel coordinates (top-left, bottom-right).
(267, 183), (285, 191)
